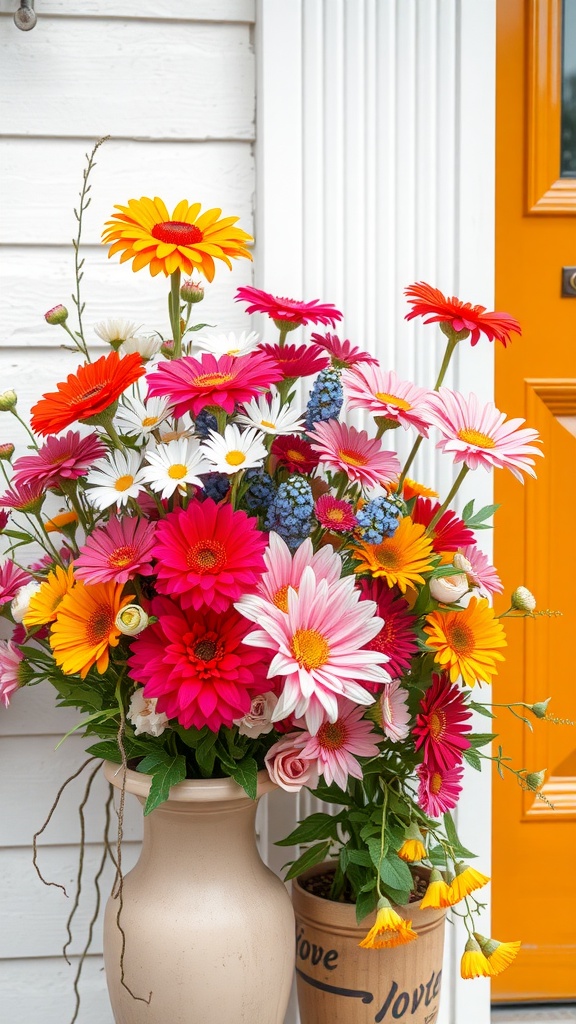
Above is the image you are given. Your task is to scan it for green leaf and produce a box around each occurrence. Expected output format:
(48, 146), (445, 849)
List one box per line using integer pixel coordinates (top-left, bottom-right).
(461, 499), (474, 522)
(443, 810), (476, 859)
(464, 503), (500, 529)
(355, 886), (378, 924)
(468, 732), (497, 749)
(85, 739), (124, 762)
(137, 752), (187, 815)
(347, 848), (372, 867)
(380, 885), (411, 906)
(284, 841), (332, 881)
(469, 701), (496, 719)
(276, 812), (341, 846)
(378, 854), (414, 891)
(229, 756), (258, 801)
(54, 708), (118, 749)
(462, 748), (482, 771)
(359, 822), (380, 842)
(427, 844), (448, 868)
(195, 729), (217, 775)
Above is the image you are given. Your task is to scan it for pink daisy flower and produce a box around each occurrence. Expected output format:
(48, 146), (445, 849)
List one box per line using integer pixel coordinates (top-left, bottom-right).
(153, 498), (267, 613)
(0, 639), (24, 707)
(416, 761), (464, 817)
(360, 581), (419, 680)
(298, 697), (380, 790)
(342, 366), (433, 435)
(240, 532), (343, 619)
(0, 559), (31, 608)
(307, 419), (401, 489)
(0, 511), (9, 532)
(380, 680), (411, 742)
(146, 351), (282, 418)
(235, 286), (343, 328)
(0, 480), (45, 514)
(271, 434), (319, 474)
(310, 332), (378, 369)
(11, 431), (106, 490)
(426, 389), (543, 481)
(238, 566), (391, 734)
(259, 342), (329, 379)
(128, 597), (269, 732)
(75, 516), (157, 585)
(412, 498), (475, 553)
(458, 545), (504, 596)
(315, 494), (358, 533)
(413, 673), (472, 771)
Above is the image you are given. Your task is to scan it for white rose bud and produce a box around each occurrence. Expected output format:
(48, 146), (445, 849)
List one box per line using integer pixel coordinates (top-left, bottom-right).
(127, 689), (169, 737)
(453, 552), (474, 576)
(511, 586), (536, 613)
(234, 692), (279, 737)
(11, 581), (41, 623)
(115, 604), (149, 636)
(429, 572), (469, 605)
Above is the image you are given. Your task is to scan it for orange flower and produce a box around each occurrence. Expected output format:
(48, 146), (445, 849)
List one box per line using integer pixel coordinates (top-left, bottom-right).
(24, 565), (75, 628)
(30, 352), (145, 436)
(352, 516), (434, 594)
(359, 898), (418, 949)
(405, 282), (521, 348)
(45, 511), (79, 534)
(102, 196), (253, 281)
(400, 478), (439, 501)
(50, 580), (132, 678)
(423, 597), (506, 687)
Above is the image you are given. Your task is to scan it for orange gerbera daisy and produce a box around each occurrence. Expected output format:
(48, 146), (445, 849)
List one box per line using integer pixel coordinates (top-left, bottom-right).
(30, 352), (145, 437)
(423, 597), (506, 687)
(24, 564), (75, 628)
(50, 580), (132, 678)
(352, 516), (434, 594)
(400, 477), (439, 501)
(102, 196), (253, 281)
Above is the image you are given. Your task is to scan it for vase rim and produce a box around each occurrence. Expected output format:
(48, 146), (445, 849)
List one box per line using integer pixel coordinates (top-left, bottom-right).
(103, 760), (276, 803)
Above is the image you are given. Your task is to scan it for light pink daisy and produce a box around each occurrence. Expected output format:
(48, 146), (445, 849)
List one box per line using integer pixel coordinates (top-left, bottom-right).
(0, 559), (31, 608)
(307, 419), (401, 489)
(146, 350), (282, 418)
(0, 640), (24, 707)
(416, 762), (464, 817)
(315, 494), (358, 533)
(298, 697), (380, 790)
(457, 545), (504, 596)
(380, 680), (411, 742)
(11, 432), (106, 490)
(426, 389), (543, 481)
(239, 532), (343, 619)
(237, 566), (391, 734)
(310, 332), (378, 369)
(342, 366), (433, 435)
(74, 516), (157, 585)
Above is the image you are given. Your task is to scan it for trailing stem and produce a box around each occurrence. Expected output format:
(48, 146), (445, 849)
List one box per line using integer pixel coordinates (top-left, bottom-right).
(63, 762), (102, 965)
(71, 136), (110, 360)
(32, 756), (98, 896)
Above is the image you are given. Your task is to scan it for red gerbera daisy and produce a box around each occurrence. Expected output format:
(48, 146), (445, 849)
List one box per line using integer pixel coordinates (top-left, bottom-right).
(0, 511), (9, 533)
(412, 498), (475, 553)
(152, 498), (267, 613)
(259, 342), (329, 379)
(146, 351), (281, 418)
(404, 282), (521, 348)
(315, 494), (358, 533)
(413, 673), (472, 771)
(30, 352), (145, 436)
(359, 580), (419, 680)
(310, 332), (378, 369)
(416, 762), (464, 817)
(128, 596), (269, 731)
(271, 434), (319, 474)
(236, 286), (342, 328)
(75, 516), (157, 585)
(11, 431), (106, 490)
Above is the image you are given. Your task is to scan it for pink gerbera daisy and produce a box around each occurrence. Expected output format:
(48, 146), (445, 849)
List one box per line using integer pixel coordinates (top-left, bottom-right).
(412, 498), (475, 553)
(307, 419), (401, 489)
(379, 680), (411, 742)
(237, 566), (391, 734)
(128, 596), (269, 731)
(0, 480), (45, 514)
(458, 545), (504, 596)
(75, 516), (157, 585)
(416, 761), (464, 817)
(271, 434), (319, 474)
(298, 697), (380, 790)
(0, 640), (24, 707)
(146, 351), (282, 418)
(426, 389), (542, 481)
(359, 581), (419, 679)
(153, 498), (267, 613)
(404, 282), (521, 348)
(240, 532), (343, 618)
(11, 432), (106, 490)
(342, 366), (433, 435)
(0, 558), (31, 607)
(259, 342), (329, 379)
(413, 673), (472, 771)
(310, 332), (378, 369)
(315, 494), (358, 533)
(235, 286), (343, 328)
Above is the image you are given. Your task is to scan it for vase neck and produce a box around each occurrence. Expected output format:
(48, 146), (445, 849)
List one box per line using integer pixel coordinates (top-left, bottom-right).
(139, 796), (261, 867)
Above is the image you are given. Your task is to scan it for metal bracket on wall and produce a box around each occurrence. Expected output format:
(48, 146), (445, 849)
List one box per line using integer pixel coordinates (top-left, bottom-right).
(561, 267), (576, 297)
(14, 0), (36, 30)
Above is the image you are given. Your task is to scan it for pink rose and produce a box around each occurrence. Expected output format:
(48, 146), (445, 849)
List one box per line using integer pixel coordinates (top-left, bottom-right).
(265, 734), (319, 792)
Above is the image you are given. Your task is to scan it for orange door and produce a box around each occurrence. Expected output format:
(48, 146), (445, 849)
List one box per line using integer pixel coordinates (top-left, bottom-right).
(494, 0), (576, 1002)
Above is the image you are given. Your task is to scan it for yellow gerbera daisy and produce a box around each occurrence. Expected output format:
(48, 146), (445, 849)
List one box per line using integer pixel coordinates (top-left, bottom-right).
(460, 936), (494, 978)
(449, 863), (490, 903)
(473, 933), (521, 975)
(358, 897), (418, 949)
(420, 868), (453, 909)
(352, 516), (434, 594)
(102, 196), (253, 281)
(24, 564), (76, 628)
(50, 580), (132, 679)
(423, 597), (506, 687)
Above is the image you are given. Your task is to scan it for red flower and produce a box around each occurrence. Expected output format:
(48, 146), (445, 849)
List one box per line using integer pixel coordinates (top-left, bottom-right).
(259, 342), (329, 379)
(413, 673), (472, 771)
(147, 351), (282, 418)
(30, 352), (145, 436)
(360, 581), (419, 680)
(315, 495), (358, 533)
(271, 434), (319, 474)
(405, 282), (521, 348)
(310, 332), (378, 368)
(236, 286), (342, 327)
(412, 498), (475, 553)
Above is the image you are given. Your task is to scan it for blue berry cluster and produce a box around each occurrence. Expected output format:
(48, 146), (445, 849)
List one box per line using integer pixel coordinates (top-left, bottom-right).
(194, 408), (218, 438)
(305, 367), (343, 429)
(243, 468), (276, 515)
(202, 472), (230, 503)
(264, 475), (314, 549)
(356, 496), (402, 544)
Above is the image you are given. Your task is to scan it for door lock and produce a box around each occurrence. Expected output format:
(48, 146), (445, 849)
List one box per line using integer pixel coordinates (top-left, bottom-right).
(561, 267), (576, 296)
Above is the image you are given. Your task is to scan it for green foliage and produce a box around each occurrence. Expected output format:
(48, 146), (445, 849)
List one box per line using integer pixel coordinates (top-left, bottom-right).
(461, 500), (500, 530)
(136, 751), (187, 815)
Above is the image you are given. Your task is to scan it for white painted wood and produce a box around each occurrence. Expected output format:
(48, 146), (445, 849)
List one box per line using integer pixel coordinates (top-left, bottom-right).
(0, 957), (114, 1024)
(0, 0), (255, 19)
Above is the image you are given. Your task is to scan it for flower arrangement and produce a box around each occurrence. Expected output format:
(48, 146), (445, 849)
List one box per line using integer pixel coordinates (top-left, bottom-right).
(0, 142), (553, 989)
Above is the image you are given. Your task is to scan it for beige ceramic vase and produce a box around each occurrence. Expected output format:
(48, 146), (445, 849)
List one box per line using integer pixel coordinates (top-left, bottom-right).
(103, 762), (295, 1024)
(292, 862), (446, 1024)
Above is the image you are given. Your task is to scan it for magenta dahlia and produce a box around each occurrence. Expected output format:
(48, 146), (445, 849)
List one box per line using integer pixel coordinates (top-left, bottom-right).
(413, 673), (472, 771)
(235, 286), (343, 328)
(259, 342), (329, 379)
(146, 351), (282, 418)
(75, 516), (157, 585)
(11, 431), (106, 490)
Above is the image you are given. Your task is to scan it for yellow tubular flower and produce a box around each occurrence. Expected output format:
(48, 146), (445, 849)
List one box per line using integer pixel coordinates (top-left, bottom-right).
(420, 868), (453, 909)
(24, 564), (76, 628)
(460, 936), (494, 979)
(398, 822), (427, 863)
(358, 897), (418, 949)
(45, 510), (79, 534)
(449, 863), (490, 903)
(474, 933), (521, 975)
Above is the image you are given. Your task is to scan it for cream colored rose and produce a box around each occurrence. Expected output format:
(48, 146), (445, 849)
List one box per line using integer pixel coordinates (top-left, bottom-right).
(11, 581), (41, 623)
(429, 572), (469, 605)
(115, 604), (149, 636)
(127, 689), (169, 737)
(234, 692), (278, 737)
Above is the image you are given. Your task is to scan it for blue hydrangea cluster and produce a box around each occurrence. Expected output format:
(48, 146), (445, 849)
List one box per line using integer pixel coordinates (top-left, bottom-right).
(243, 468), (276, 515)
(356, 497), (402, 544)
(304, 367), (343, 429)
(194, 408), (218, 438)
(264, 475), (314, 549)
(202, 472), (230, 503)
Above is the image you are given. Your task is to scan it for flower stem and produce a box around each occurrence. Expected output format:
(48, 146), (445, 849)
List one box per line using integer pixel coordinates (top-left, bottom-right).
(434, 336), (458, 391)
(169, 270), (182, 359)
(427, 465), (469, 532)
(72, 136), (109, 362)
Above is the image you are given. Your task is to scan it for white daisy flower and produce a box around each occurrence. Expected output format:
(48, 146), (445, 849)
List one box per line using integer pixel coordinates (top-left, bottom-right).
(142, 438), (212, 499)
(116, 397), (174, 442)
(121, 333), (163, 360)
(201, 424), (268, 475)
(236, 385), (304, 436)
(86, 450), (147, 510)
(94, 319), (139, 347)
(194, 330), (261, 358)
